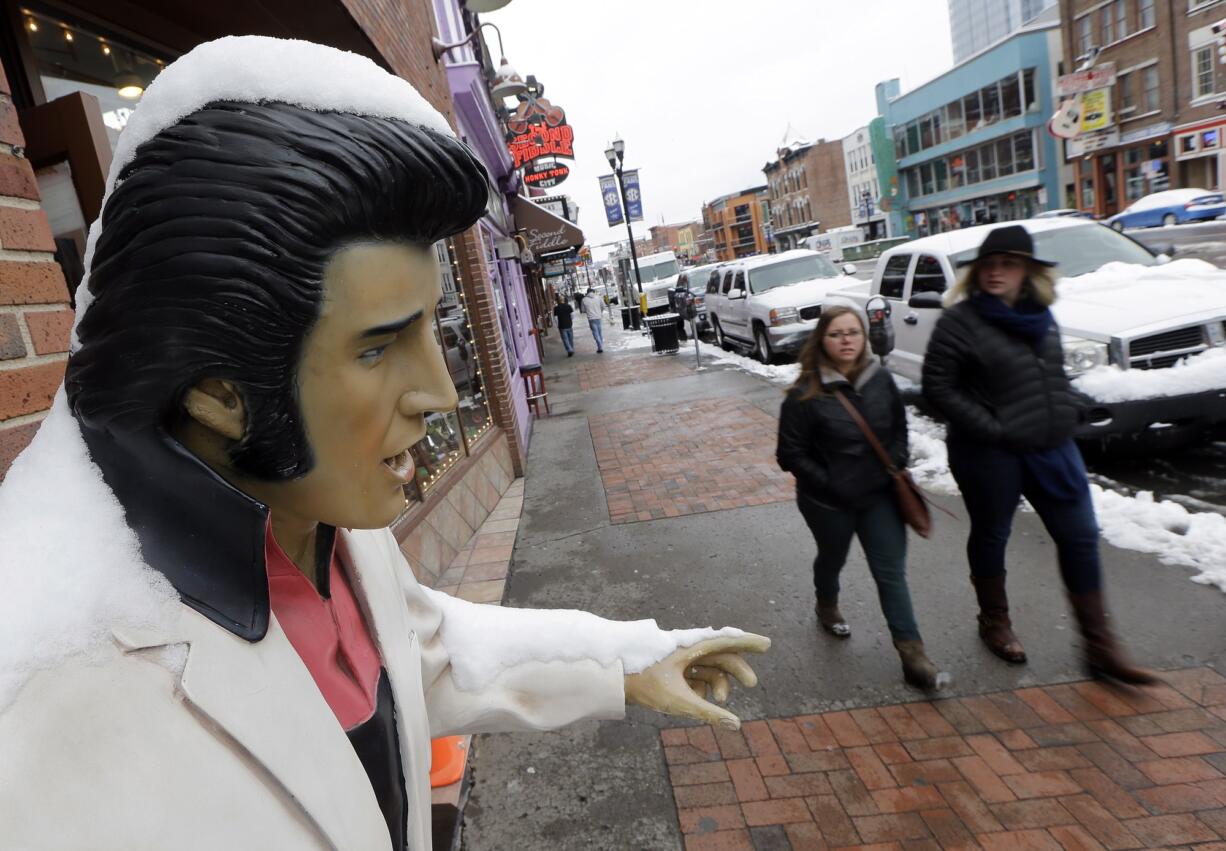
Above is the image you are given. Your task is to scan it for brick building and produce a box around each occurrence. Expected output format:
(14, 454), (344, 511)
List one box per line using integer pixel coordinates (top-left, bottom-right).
(1059, 0), (1226, 217)
(763, 131), (852, 250)
(0, 2), (550, 583)
(648, 220), (702, 262)
(702, 187), (771, 261)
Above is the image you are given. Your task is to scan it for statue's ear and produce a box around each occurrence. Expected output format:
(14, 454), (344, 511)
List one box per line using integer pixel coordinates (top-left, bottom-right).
(182, 378), (247, 442)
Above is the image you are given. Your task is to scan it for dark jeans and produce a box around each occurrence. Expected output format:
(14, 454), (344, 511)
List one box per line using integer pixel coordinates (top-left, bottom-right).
(797, 492), (921, 642)
(947, 440), (1101, 594)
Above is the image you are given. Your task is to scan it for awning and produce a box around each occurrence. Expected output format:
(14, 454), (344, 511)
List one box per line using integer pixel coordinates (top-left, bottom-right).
(510, 194), (585, 257)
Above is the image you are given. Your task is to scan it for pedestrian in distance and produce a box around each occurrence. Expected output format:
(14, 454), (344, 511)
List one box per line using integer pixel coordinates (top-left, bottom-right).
(777, 305), (949, 692)
(922, 224), (1157, 686)
(581, 287), (605, 353)
(553, 293), (575, 357)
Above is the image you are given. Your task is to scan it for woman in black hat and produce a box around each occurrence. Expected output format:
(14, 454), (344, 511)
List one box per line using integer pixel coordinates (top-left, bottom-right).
(921, 225), (1156, 685)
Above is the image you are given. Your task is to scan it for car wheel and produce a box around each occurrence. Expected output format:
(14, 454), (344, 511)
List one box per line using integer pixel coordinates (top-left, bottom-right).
(1110, 220), (1124, 231)
(754, 326), (774, 364)
(1162, 213), (1177, 227)
(712, 317), (731, 351)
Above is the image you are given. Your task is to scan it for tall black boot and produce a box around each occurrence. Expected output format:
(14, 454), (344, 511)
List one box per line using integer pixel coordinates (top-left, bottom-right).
(1068, 590), (1160, 686)
(970, 574), (1027, 664)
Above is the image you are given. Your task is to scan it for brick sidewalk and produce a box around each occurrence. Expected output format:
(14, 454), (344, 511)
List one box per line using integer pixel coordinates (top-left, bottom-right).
(662, 668), (1226, 850)
(590, 397), (794, 524)
(577, 353), (694, 391)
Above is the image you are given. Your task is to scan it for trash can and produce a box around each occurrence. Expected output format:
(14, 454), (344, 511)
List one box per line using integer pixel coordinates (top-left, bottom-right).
(620, 307), (632, 329)
(644, 312), (681, 354)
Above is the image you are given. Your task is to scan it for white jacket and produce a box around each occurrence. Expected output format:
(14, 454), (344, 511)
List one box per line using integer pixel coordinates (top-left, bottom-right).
(0, 525), (625, 851)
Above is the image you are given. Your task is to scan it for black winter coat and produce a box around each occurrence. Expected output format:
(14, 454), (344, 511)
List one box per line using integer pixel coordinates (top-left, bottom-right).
(776, 361), (908, 511)
(921, 300), (1083, 449)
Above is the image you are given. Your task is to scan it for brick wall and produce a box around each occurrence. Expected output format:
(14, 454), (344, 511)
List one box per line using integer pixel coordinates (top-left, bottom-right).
(806, 140), (853, 232)
(0, 63), (73, 481)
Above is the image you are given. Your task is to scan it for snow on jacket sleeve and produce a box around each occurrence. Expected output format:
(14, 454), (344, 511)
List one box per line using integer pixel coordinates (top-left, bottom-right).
(775, 393), (830, 494)
(922, 310), (1006, 444)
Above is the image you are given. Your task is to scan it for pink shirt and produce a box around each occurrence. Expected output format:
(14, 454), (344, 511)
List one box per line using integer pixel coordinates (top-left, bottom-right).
(266, 528), (382, 730)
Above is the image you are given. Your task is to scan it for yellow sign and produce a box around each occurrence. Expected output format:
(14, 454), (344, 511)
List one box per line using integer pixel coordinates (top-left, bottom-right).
(1079, 89), (1111, 133)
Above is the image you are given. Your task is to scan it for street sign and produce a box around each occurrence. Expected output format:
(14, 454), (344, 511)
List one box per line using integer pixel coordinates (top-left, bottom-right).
(1057, 62), (1116, 96)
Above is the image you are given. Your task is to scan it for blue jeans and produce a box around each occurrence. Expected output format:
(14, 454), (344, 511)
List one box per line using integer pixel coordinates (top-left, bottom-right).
(797, 492), (921, 642)
(559, 328), (574, 353)
(588, 318), (604, 351)
(947, 440), (1101, 594)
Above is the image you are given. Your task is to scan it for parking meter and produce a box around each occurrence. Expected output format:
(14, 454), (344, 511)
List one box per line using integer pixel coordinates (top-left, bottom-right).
(865, 295), (894, 360)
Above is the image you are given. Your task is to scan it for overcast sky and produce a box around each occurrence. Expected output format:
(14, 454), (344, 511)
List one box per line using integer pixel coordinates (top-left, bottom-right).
(485, 0), (955, 260)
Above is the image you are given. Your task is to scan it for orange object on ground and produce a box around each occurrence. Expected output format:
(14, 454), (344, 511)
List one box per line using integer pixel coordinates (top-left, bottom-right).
(429, 736), (467, 788)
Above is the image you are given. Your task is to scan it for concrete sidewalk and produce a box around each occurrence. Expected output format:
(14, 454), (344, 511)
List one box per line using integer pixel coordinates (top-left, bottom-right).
(458, 321), (1226, 851)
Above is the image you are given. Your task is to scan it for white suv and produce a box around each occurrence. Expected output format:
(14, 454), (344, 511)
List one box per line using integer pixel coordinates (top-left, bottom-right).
(704, 249), (856, 362)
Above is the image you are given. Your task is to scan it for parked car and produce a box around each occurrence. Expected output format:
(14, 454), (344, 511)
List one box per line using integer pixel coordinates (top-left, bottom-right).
(1106, 188), (1226, 230)
(704, 249), (856, 363)
(670, 263), (721, 333)
(833, 219), (1226, 447)
(1035, 208), (1095, 220)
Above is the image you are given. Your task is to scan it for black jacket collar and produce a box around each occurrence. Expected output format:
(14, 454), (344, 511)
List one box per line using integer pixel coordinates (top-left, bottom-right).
(79, 418), (274, 641)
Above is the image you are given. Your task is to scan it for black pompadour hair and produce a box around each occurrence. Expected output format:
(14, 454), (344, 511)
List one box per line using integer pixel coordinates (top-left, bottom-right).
(66, 100), (490, 480)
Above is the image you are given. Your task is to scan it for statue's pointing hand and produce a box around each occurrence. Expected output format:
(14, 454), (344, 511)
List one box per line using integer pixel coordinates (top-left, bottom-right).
(624, 633), (771, 731)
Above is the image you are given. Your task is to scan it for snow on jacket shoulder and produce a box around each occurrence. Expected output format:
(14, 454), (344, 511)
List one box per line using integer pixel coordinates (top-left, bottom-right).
(775, 362), (907, 511)
(921, 300), (1083, 449)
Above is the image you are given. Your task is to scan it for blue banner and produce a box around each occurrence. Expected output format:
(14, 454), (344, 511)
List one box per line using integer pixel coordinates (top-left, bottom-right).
(622, 169), (644, 222)
(599, 174), (623, 226)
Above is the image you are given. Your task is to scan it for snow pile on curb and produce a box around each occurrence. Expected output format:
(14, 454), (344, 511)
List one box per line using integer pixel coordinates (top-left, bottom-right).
(1074, 348), (1226, 403)
(696, 341), (801, 385)
(906, 410), (958, 493)
(1091, 486), (1226, 592)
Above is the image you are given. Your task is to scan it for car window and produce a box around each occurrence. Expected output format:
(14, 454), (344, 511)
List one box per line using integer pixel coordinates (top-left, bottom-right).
(706, 271), (720, 295)
(721, 270), (735, 294)
(879, 254), (911, 299)
(911, 255), (947, 295)
(442, 325), (458, 346)
(948, 224), (1157, 277)
(747, 255), (840, 293)
(734, 271), (746, 292)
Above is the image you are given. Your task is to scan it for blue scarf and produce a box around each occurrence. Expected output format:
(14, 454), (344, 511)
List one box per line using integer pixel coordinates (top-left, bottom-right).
(969, 292), (1053, 349)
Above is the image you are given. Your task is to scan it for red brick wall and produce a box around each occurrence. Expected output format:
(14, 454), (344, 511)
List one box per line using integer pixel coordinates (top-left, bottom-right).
(806, 140), (853, 232)
(0, 62), (73, 481)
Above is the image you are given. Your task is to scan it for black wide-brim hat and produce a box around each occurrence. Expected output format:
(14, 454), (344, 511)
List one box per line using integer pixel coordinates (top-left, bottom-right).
(955, 224), (1057, 268)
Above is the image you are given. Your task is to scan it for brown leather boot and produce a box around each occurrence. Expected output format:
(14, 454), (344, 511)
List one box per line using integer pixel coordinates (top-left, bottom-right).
(816, 600), (850, 638)
(894, 640), (951, 692)
(1068, 590), (1160, 686)
(970, 575), (1027, 664)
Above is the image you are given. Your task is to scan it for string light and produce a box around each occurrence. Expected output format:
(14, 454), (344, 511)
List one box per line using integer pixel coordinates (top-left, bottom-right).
(62, 28), (73, 42)
(26, 17), (37, 31)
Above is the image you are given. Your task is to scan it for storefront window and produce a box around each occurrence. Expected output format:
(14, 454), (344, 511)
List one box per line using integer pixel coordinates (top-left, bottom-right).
(980, 144), (996, 181)
(399, 240), (494, 506)
(921, 163), (934, 195)
(21, 5), (169, 151)
(934, 158), (948, 193)
(966, 149), (980, 183)
(947, 99), (964, 140)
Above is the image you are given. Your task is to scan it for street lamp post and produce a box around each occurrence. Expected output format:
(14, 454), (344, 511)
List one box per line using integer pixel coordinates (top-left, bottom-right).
(605, 137), (643, 330)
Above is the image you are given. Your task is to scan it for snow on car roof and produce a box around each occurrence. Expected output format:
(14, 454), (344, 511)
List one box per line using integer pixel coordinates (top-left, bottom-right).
(1126, 188), (1217, 211)
(721, 249), (824, 270)
(882, 218), (1088, 259)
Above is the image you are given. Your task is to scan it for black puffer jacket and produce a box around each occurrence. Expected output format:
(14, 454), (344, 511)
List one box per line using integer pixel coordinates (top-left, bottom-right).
(776, 361), (907, 511)
(922, 299), (1083, 449)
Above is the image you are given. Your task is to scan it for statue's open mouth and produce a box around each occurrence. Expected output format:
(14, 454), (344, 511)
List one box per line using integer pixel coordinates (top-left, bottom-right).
(382, 449), (412, 481)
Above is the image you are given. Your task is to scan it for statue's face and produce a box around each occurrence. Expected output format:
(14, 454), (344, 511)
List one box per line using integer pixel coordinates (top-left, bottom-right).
(278, 242), (458, 529)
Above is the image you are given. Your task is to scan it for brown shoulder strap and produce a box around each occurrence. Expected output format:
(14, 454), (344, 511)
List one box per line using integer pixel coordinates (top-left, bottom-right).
(833, 389), (897, 474)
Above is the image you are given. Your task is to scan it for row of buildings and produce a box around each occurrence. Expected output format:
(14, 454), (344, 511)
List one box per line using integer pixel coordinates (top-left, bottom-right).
(0, 0), (586, 594)
(650, 0), (1226, 262)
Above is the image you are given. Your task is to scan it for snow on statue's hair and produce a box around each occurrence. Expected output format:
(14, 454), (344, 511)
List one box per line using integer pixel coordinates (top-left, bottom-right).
(65, 37), (489, 481)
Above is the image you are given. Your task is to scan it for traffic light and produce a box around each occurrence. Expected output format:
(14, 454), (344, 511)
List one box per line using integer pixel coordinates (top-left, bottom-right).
(1214, 19), (1226, 64)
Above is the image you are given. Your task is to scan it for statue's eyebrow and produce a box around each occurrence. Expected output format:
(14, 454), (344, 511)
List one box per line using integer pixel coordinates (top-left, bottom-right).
(360, 310), (424, 339)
